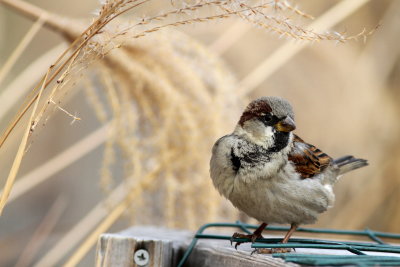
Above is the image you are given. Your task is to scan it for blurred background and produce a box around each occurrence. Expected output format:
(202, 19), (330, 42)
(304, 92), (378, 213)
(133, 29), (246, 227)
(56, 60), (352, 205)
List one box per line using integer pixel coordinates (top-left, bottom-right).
(0, 0), (399, 266)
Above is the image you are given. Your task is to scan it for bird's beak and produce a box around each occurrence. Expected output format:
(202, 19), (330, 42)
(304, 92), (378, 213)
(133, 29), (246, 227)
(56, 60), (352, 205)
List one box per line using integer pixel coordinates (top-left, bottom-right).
(274, 116), (296, 132)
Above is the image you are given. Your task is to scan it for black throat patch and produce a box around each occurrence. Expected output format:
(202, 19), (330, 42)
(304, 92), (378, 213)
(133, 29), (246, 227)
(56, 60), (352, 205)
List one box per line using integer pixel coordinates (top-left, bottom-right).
(230, 147), (241, 172)
(268, 131), (290, 153)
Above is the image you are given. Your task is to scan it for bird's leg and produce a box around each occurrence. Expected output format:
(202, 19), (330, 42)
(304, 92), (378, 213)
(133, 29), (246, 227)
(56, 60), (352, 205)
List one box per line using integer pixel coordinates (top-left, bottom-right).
(231, 223), (267, 249)
(281, 223), (298, 244)
(274, 223), (298, 253)
(253, 223), (298, 254)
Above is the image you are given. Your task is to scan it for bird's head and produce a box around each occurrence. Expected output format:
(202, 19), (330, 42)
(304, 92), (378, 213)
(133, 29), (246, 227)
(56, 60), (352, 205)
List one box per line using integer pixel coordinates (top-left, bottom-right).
(235, 97), (296, 148)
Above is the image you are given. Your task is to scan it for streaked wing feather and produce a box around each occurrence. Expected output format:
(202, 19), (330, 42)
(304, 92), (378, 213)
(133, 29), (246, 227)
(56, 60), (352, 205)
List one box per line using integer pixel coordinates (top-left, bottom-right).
(289, 135), (332, 178)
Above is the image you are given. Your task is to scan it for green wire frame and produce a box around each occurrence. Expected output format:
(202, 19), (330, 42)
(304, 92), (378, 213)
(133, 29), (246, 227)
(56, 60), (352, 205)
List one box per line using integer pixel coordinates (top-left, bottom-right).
(177, 221), (400, 267)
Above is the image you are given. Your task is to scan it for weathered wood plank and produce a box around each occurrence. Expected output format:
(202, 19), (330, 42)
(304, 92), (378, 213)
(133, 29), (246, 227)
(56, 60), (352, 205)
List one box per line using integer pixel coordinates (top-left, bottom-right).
(96, 232), (172, 266)
(96, 226), (298, 267)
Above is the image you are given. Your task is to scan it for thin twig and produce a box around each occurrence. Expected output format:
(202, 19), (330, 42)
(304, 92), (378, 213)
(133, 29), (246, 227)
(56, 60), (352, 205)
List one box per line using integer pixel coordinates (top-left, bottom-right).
(0, 0), (150, 149)
(0, 44), (66, 121)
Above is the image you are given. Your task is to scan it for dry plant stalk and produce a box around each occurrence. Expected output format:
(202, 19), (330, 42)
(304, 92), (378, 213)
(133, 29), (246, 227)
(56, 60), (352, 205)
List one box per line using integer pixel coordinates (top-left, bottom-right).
(0, 0), (385, 265)
(92, 28), (243, 227)
(0, 68), (49, 214)
(0, 0), (376, 228)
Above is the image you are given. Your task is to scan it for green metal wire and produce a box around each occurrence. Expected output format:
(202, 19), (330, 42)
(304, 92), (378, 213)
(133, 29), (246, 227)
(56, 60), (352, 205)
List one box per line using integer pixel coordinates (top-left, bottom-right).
(177, 221), (400, 267)
(272, 254), (400, 267)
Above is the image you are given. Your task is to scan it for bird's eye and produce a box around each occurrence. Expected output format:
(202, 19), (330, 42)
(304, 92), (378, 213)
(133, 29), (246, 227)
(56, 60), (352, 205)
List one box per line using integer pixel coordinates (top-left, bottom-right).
(264, 114), (272, 122)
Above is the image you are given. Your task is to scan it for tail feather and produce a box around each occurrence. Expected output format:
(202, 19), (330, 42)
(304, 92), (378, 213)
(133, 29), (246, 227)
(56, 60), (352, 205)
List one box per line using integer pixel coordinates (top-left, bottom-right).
(333, 155), (355, 165)
(334, 155), (368, 175)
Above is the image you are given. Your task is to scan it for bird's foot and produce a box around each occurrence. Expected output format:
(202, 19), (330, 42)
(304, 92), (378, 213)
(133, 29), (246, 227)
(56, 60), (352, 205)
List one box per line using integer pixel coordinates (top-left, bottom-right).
(230, 232), (263, 249)
(251, 247), (293, 255)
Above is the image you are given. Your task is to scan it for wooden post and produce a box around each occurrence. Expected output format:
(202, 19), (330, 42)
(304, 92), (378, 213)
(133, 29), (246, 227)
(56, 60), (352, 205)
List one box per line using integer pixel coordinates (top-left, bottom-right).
(96, 234), (172, 266)
(96, 226), (297, 267)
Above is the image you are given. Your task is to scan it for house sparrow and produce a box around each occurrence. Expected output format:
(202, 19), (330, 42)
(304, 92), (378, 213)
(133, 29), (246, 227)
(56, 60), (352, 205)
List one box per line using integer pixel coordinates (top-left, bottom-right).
(210, 96), (368, 252)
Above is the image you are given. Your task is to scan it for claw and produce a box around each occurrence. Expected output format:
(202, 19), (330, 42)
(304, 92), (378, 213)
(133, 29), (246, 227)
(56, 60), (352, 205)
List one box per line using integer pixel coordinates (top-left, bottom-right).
(230, 223), (268, 250)
(230, 233), (244, 249)
(230, 233), (240, 248)
(235, 243), (240, 250)
(230, 232), (263, 249)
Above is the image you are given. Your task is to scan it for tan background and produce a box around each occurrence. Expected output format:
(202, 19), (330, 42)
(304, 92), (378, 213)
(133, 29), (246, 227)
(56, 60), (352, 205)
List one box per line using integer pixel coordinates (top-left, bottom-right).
(0, 0), (399, 266)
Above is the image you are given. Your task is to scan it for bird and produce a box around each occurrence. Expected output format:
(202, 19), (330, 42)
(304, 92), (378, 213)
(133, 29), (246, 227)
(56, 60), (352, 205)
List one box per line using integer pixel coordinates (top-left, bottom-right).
(209, 96), (368, 253)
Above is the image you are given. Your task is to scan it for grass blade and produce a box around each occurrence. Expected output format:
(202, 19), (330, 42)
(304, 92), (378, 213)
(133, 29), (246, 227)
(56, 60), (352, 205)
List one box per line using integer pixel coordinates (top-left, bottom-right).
(0, 68), (49, 215)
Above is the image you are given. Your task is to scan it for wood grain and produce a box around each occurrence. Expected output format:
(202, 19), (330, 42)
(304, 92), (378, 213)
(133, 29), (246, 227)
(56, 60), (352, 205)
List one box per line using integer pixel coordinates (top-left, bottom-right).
(96, 226), (298, 267)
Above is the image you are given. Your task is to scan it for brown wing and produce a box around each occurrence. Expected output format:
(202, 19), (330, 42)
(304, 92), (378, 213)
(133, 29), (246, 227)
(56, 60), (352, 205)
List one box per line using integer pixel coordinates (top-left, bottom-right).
(288, 134), (332, 179)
